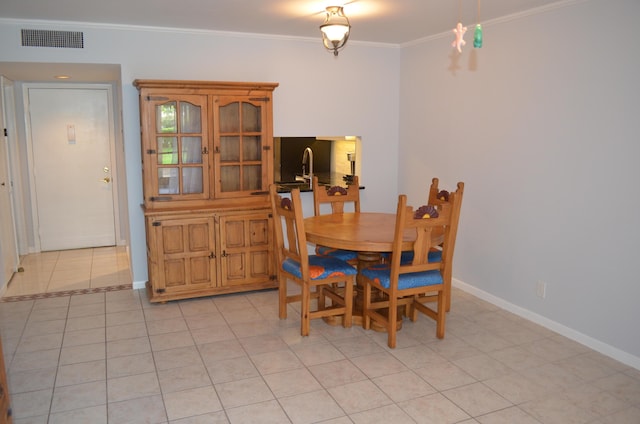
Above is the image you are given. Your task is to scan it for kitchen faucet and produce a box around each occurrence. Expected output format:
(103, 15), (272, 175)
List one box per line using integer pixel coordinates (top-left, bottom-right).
(302, 147), (313, 189)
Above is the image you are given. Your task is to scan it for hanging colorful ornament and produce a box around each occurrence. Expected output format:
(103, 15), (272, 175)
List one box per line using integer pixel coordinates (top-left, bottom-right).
(474, 24), (483, 48)
(452, 22), (467, 53)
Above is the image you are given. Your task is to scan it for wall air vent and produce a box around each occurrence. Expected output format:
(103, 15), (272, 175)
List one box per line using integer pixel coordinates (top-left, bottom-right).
(21, 29), (84, 48)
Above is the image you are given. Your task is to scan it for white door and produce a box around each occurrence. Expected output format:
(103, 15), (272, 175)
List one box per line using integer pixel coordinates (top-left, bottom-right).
(27, 85), (116, 251)
(0, 77), (18, 285)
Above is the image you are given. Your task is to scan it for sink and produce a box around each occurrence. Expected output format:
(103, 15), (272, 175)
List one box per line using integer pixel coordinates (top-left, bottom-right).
(275, 181), (311, 191)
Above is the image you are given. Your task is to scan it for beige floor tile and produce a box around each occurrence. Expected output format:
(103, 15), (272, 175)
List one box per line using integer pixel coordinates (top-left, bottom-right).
(291, 341), (346, 366)
(398, 392), (471, 424)
(56, 359), (106, 386)
(107, 394), (167, 423)
(413, 360), (477, 391)
(442, 382), (512, 417)
(475, 406), (541, 424)
(106, 352), (156, 379)
(153, 345), (204, 371)
(158, 364), (213, 393)
(372, 370), (437, 402)
(163, 386), (222, 421)
(206, 356), (259, 384)
(226, 400), (291, 424)
(10, 388), (53, 419)
(350, 351), (408, 379)
(329, 379), (393, 414)
(59, 342), (106, 365)
(263, 368), (323, 398)
(48, 404), (107, 424)
(50, 380), (107, 413)
(350, 404), (416, 424)
(251, 348), (304, 375)
(63, 327), (106, 347)
(107, 336), (151, 358)
(278, 389), (345, 424)
(215, 376), (274, 409)
(107, 371), (161, 403)
(8, 367), (57, 394)
(308, 359), (368, 388)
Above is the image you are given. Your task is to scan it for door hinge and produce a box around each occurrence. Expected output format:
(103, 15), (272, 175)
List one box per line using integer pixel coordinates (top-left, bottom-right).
(263, 145), (271, 151)
(146, 149), (157, 154)
(156, 288), (166, 293)
(3, 128), (7, 137)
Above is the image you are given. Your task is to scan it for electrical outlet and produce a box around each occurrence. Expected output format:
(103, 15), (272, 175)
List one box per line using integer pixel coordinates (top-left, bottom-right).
(536, 281), (547, 299)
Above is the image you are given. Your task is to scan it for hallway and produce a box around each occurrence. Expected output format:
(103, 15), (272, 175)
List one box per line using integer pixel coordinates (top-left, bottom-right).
(2, 246), (131, 301)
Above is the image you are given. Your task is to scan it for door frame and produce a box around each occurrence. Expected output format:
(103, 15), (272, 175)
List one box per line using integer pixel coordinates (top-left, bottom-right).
(23, 82), (122, 252)
(0, 76), (19, 287)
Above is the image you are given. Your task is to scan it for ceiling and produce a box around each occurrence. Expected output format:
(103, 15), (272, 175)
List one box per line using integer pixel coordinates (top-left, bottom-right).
(0, 0), (567, 82)
(1, 0), (566, 45)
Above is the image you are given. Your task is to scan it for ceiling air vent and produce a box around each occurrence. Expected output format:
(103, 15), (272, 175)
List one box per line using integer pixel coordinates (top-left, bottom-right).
(21, 29), (84, 48)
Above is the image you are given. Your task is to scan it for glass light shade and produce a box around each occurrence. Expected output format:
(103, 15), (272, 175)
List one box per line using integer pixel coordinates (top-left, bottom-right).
(319, 6), (350, 56)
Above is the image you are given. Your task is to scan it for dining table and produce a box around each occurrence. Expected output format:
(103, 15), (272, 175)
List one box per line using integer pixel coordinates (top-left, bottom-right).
(304, 212), (444, 329)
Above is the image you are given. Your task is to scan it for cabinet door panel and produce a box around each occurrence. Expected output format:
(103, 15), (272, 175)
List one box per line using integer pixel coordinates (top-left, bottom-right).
(142, 95), (209, 203)
(219, 212), (273, 287)
(213, 96), (270, 197)
(152, 216), (216, 294)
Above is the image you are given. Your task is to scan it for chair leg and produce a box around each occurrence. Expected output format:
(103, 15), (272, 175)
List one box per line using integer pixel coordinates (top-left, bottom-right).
(343, 279), (353, 328)
(436, 288), (446, 339)
(362, 281), (371, 330)
(301, 283), (311, 336)
(279, 276), (287, 319)
(387, 295), (398, 349)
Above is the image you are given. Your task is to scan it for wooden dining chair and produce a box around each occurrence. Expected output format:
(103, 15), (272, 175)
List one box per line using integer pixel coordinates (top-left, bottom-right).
(360, 193), (459, 348)
(427, 178), (464, 311)
(312, 175), (360, 265)
(269, 184), (356, 336)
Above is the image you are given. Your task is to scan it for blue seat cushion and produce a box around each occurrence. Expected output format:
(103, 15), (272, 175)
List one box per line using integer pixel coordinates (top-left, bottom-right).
(400, 249), (442, 265)
(315, 245), (358, 262)
(282, 256), (357, 280)
(361, 263), (442, 290)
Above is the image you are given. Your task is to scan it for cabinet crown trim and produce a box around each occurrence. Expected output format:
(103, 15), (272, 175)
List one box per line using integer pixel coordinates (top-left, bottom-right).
(133, 79), (279, 92)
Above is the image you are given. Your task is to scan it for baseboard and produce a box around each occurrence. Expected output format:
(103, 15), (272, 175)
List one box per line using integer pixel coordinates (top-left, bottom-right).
(453, 278), (640, 371)
(132, 280), (146, 290)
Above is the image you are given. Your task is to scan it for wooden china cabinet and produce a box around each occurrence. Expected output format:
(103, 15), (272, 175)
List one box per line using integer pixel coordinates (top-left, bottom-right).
(134, 80), (279, 302)
(0, 337), (12, 424)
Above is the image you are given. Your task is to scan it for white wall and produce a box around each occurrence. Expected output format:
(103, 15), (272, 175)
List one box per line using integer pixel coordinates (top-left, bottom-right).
(1, 0), (639, 367)
(0, 20), (401, 290)
(399, 0), (640, 365)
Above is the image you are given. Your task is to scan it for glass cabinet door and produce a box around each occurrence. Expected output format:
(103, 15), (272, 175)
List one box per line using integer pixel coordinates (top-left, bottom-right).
(214, 97), (268, 196)
(147, 95), (209, 201)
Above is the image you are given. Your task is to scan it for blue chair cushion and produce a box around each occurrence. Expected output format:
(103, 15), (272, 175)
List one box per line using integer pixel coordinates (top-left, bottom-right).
(315, 245), (358, 262)
(400, 249), (442, 265)
(361, 263), (442, 290)
(282, 256), (357, 280)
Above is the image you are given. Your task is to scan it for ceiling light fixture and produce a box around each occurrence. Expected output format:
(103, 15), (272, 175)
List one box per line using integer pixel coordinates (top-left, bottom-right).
(319, 6), (350, 56)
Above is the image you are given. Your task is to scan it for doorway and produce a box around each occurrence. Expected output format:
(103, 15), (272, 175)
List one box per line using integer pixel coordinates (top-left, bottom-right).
(24, 83), (120, 251)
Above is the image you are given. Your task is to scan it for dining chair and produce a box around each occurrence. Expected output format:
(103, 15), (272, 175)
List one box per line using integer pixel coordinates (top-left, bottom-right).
(312, 175), (360, 265)
(360, 193), (459, 348)
(399, 178), (464, 308)
(269, 184), (356, 336)
(427, 178), (464, 311)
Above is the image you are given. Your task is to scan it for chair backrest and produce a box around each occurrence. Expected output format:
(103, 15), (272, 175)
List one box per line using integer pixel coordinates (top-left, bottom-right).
(269, 184), (312, 280)
(312, 175), (360, 216)
(387, 193), (459, 292)
(428, 177), (464, 258)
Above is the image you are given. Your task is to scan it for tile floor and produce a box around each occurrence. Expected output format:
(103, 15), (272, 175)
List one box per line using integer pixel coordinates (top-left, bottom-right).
(1, 281), (639, 423)
(2, 246), (131, 299)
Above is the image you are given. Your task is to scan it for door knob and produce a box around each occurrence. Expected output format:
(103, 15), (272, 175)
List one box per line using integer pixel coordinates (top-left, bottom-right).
(101, 177), (111, 183)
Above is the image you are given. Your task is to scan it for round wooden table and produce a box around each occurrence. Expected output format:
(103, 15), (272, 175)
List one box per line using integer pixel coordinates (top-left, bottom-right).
(304, 212), (416, 329)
